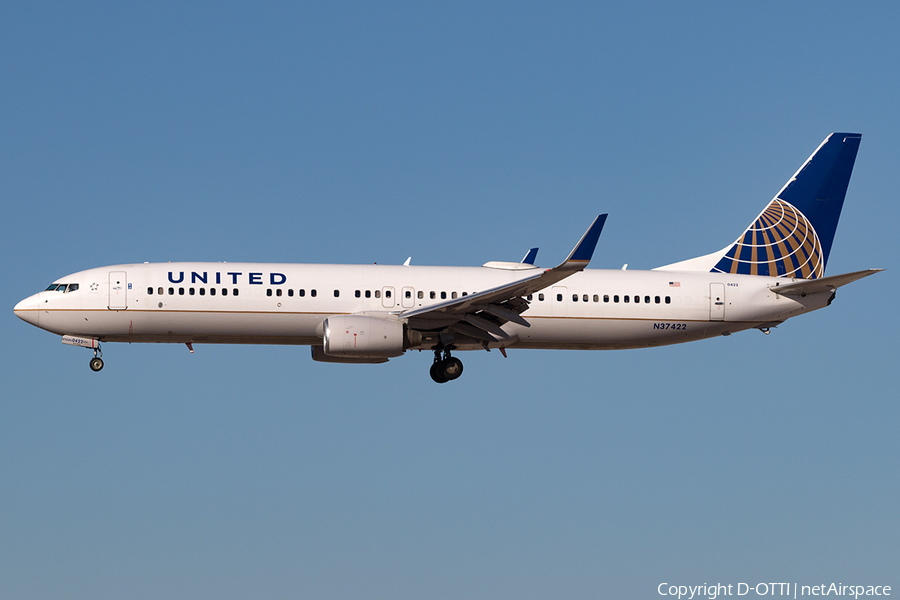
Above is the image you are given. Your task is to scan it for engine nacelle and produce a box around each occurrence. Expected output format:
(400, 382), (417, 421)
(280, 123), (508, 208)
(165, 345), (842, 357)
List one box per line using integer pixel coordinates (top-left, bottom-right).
(323, 315), (406, 359)
(311, 346), (388, 364)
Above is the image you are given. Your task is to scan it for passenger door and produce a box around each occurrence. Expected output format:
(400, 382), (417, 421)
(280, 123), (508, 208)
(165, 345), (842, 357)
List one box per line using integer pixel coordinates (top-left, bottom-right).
(709, 283), (725, 321)
(108, 271), (127, 310)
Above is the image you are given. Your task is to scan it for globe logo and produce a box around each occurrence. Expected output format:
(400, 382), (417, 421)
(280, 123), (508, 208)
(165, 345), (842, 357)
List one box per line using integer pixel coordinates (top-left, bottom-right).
(712, 198), (824, 279)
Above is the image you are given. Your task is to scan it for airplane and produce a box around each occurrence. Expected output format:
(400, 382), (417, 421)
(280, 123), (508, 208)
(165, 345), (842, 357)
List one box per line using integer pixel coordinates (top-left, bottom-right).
(14, 133), (881, 383)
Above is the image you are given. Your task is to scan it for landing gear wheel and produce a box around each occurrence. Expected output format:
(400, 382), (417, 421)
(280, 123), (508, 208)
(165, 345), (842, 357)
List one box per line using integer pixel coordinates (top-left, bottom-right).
(430, 361), (448, 384)
(429, 348), (464, 384)
(89, 357), (104, 372)
(442, 357), (463, 381)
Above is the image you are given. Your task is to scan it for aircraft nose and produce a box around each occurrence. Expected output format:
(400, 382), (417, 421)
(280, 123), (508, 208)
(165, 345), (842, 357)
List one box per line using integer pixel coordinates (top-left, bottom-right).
(13, 294), (41, 327)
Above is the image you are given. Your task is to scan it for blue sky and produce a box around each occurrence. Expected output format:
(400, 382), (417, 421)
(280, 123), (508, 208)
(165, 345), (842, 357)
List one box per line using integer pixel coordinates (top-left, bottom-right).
(2, 2), (897, 598)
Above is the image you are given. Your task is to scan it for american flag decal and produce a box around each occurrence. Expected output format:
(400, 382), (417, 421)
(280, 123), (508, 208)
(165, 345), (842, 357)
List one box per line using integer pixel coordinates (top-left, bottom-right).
(669, 281), (680, 287)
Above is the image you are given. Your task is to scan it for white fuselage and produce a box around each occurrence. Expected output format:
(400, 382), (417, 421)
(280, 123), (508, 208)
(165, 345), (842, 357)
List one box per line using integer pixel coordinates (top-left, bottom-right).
(14, 262), (829, 352)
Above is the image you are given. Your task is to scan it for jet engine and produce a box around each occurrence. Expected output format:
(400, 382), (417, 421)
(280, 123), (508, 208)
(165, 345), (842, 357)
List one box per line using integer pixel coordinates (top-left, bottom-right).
(323, 315), (409, 359)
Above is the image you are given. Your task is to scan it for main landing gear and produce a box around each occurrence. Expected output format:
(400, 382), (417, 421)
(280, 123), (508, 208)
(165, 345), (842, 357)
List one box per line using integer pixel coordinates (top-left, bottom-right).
(430, 348), (463, 384)
(89, 346), (104, 372)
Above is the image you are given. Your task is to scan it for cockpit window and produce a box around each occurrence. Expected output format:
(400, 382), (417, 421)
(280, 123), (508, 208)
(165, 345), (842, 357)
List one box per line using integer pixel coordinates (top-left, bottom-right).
(44, 283), (79, 293)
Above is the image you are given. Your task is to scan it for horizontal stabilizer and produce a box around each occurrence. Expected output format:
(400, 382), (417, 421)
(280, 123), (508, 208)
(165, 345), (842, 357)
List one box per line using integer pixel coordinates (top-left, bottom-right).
(770, 268), (882, 296)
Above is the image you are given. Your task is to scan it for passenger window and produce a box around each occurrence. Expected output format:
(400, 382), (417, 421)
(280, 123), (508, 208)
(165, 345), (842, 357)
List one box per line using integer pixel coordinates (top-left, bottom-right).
(277, 289), (282, 297)
(158, 287), (163, 295)
(557, 294), (563, 302)
(168, 288), (174, 295)
(538, 293), (544, 301)
(634, 295), (639, 303)
(266, 289), (272, 297)
(210, 288), (216, 296)
(430, 291), (436, 299)
(624, 295), (629, 303)
(179, 288), (185, 295)
(288, 289), (294, 297)
(365, 290), (371, 298)
(222, 288), (227, 296)
(665, 296), (671, 304)
(189, 288), (195, 296)
(583, 294), (589, 302)
(355, 290), (361, 298)
(527, 294), (533, 301)
(593, 295), (599, 302)
(655, 296), (660, 304)
(604, 295), (609, 302)
(334, 290), (340, 298)
(233, 289), (239, 296)
(645, 295), (650, 304)
(405, 290), (411, 298)
(452, 292), (458, 299)
(441, 292), (447, 299)
(299, 289), (305, 297)
(375, 290), (381, 298)
(572, 294), (578, 302)
(418, 291), (423, 299)
(462, 292), (467, 296)
(200, 288), (206, 296)
(147, 287), (153, 295)
(614, 295), (619, 303)
(310, 289), (316, 297)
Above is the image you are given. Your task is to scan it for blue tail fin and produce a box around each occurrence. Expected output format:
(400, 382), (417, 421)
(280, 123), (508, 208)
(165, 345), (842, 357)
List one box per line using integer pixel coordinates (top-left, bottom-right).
(710, 133), (861, 278)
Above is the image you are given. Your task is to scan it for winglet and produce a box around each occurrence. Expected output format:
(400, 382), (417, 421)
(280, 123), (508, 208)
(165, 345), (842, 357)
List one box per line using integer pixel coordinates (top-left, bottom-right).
(521, 248), (539, 265)
(562, 214), (607, 266)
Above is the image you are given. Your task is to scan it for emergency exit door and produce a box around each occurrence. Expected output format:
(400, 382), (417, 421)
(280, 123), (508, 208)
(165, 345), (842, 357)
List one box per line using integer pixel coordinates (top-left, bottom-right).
(552, 286), (568, 316)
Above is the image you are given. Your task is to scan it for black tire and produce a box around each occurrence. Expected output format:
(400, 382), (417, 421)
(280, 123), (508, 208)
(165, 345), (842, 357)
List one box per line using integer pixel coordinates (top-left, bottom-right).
(430, 361), (448, 384)
(441, 357), (464, 381)
(89, 357), (104, 372)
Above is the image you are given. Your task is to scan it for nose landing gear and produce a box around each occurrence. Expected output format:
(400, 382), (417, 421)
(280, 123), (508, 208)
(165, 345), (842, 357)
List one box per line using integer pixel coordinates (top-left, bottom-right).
(89, 346), (104, 372)
(430, 348), (463, 384)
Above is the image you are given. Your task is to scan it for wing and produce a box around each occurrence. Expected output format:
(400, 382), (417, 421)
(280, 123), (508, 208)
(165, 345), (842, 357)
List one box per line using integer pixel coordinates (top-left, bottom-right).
(400, 215), (607, 342)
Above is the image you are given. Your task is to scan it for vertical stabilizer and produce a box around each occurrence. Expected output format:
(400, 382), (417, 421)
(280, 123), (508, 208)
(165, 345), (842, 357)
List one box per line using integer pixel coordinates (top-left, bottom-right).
(656, 133), (862, 278)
